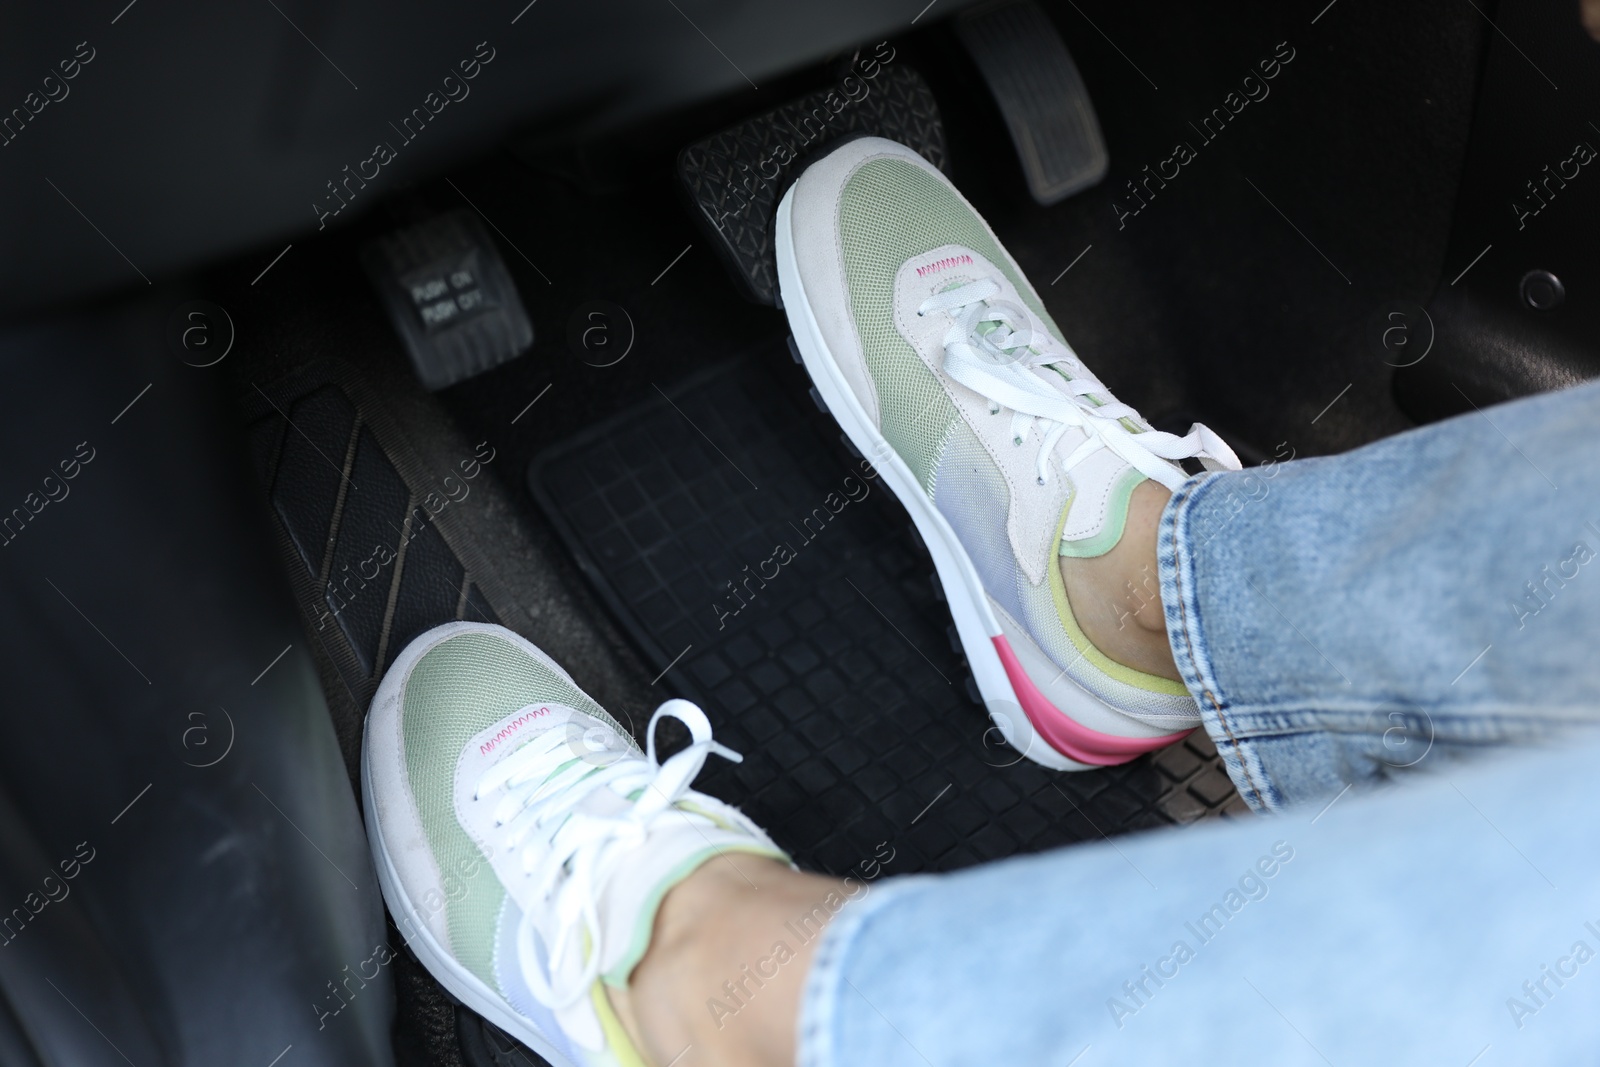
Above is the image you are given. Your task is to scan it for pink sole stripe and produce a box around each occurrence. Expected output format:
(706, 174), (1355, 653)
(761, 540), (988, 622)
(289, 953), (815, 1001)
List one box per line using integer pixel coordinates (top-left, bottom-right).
(991, 636), (1191, 766)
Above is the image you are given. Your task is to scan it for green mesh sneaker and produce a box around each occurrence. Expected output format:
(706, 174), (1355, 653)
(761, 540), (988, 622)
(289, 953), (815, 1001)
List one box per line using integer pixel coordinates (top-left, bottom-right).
(775, 137), (1241, 771)
(362, 622), (786, 1067)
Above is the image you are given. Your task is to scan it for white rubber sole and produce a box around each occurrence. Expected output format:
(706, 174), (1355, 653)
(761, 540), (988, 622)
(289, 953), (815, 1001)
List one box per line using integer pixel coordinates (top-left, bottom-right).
(773, 190), (1091, 772)
(361, 624), (584, 1067)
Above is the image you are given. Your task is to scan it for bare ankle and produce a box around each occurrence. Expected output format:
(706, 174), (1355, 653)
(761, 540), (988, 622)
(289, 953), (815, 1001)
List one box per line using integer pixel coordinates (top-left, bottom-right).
(612, 858), (841, 1067)
(1060, 480), (1181, 680)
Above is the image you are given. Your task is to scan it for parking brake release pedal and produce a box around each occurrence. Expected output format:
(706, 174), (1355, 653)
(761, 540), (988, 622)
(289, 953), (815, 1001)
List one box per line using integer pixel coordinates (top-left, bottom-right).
(956, 0), (1108, 205)
(362, 209), (533, 391)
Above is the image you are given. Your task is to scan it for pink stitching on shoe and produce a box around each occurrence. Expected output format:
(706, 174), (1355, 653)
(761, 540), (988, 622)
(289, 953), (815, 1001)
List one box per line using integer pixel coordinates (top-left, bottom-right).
(916, 254), (974, 277)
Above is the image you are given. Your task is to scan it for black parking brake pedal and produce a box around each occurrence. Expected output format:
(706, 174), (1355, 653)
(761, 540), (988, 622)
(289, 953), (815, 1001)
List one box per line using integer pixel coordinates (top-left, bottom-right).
(956, 0), (1108, 205)
(362, 209), (534, 391)
(679, 61), (947, 305)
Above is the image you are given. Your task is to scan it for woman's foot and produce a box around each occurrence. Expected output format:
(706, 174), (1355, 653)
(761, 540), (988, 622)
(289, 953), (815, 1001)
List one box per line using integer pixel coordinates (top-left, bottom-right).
(776, 137), (1233, 769)
(363, 623), (791, 1067)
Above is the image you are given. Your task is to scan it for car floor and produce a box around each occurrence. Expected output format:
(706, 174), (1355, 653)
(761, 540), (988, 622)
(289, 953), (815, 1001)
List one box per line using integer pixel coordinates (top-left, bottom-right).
(210, 1), (1484, 1061)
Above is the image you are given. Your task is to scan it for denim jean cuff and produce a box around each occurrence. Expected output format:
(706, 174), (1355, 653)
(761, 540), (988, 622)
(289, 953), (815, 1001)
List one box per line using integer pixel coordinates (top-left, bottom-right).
(795, 875), (931, 1067)
(1158, 472), (1282, 811)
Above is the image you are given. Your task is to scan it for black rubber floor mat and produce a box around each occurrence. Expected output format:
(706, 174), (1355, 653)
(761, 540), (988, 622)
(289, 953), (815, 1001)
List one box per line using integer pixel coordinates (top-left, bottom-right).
(530, 354), (1245, 879)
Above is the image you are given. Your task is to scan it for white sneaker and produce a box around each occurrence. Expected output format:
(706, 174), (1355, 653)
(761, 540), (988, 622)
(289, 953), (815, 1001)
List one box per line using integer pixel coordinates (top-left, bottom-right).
(775, 137), (1241, 770)
(363, 622), (786, 1067)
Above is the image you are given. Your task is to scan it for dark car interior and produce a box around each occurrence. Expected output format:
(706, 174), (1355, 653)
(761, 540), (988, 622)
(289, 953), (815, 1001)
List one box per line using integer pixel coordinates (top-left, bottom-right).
(2, 0), (1596, 1063)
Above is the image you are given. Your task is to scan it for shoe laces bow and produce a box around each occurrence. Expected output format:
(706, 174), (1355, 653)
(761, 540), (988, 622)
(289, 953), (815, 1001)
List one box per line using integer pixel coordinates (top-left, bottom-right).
(918, 277), (1240, 489)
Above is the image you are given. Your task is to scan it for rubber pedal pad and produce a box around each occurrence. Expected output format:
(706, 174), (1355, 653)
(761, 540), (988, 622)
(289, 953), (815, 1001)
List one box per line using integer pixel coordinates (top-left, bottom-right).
(955, 0), (1109, 205)
(678, 63), (948, 305)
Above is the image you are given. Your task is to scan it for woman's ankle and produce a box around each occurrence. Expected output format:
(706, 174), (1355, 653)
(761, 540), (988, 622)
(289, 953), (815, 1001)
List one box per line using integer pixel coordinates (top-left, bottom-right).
(1060, 480), (1182, 681)
(611, 857), (841, 1067)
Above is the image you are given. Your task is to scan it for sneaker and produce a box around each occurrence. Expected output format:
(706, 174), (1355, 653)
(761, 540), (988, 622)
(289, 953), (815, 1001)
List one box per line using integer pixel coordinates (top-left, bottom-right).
(774, 137), (1240, 771)
(362, 622), (786, 1067)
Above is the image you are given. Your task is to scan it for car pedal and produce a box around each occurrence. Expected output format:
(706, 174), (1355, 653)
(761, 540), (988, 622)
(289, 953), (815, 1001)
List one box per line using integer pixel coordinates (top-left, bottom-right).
(955, 0), (1108, 205)
(678, 60), (947, 305)
(361, 209), (533, 391)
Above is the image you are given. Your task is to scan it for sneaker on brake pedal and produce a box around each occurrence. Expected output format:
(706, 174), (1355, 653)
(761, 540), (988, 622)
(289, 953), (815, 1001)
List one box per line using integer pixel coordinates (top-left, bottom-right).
(774, 137), (1240, 770)
(363, 622), (786, 1067)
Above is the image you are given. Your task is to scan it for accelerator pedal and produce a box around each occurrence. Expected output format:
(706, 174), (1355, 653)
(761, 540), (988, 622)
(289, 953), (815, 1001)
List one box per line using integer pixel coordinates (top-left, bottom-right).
(955, 0), (1108, 205)
(362, 209), (533, 391)
(678, 61), (947, 305)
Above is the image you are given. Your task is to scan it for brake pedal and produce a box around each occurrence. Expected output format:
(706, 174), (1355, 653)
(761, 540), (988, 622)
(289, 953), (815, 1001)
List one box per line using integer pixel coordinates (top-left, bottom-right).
(361, 209), (534, 391)
(956, 0), (1108, 205)
(679, 60), (947, 305)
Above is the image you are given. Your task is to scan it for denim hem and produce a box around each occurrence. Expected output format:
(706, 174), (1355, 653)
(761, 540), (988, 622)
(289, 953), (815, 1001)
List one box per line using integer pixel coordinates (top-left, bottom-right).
(1159, 472), (1284, 812)
(1157, 471), (1600, 814)
(795, 875), (929, 1067)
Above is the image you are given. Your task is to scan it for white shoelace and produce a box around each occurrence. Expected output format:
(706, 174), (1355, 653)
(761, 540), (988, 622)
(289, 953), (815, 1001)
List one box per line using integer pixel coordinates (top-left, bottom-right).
(471, 699), (741, 1009)
(918, 278), (1241, 489)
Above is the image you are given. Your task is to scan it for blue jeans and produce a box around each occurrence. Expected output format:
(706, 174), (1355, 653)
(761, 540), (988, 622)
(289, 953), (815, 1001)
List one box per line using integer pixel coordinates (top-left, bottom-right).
(799, 381), (1600, 1065)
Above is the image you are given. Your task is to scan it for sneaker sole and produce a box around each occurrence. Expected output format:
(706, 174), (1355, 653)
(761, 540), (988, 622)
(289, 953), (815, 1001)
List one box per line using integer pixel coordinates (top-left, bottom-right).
(774, 188), (1189, 771)
(362, 622), (583, 1067)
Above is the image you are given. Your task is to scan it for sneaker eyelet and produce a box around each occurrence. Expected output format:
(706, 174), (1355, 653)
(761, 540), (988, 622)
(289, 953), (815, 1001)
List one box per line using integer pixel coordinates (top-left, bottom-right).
(1036, 476), (1047, 486)
(1012, 436), (1023, 446)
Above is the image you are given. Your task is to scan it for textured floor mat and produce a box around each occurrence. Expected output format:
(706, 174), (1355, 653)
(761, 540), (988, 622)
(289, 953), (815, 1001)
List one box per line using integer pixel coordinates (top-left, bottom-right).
(530, 354), (1246, 879)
